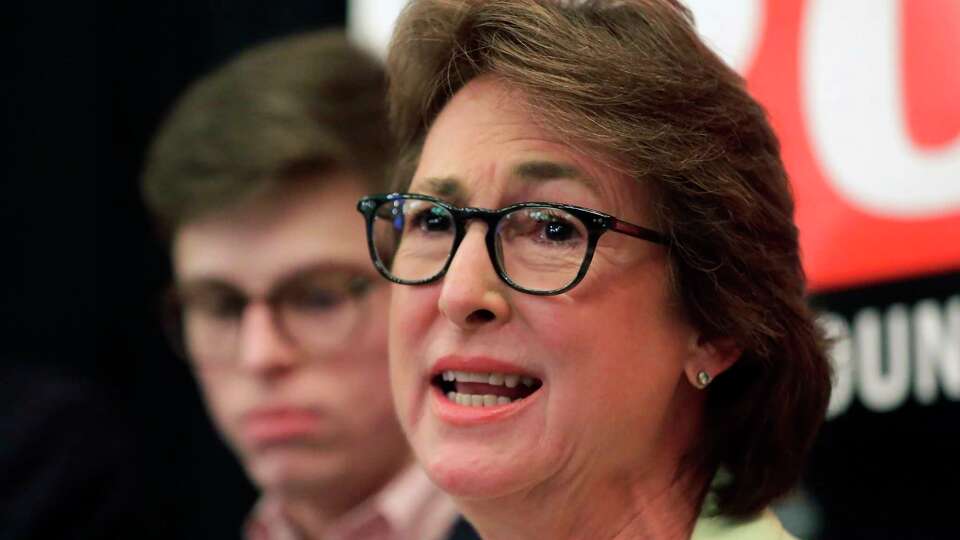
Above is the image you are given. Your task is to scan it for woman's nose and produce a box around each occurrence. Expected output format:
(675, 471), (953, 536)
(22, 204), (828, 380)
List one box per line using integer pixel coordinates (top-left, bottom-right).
(437, 224), (511, 330)
(237, 303), (299, 375)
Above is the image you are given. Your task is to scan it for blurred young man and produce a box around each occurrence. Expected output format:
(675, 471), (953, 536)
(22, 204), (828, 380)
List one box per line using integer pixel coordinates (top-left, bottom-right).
(142, 30), (475, 540)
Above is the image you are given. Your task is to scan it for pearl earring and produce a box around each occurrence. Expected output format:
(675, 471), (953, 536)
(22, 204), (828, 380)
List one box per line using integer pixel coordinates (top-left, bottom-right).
(696, 370), (711, 389)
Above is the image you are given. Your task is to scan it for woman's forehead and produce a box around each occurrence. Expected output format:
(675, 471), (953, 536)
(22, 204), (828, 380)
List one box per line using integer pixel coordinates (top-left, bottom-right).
(414, 77), (650, 220)
(411, 159), (601, 204)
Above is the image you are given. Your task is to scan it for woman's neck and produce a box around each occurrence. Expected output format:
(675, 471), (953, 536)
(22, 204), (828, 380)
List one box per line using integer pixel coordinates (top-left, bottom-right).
(460, 462), (706, 540)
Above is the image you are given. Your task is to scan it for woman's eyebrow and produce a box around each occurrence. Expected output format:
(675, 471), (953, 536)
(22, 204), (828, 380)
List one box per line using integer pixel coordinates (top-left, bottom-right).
(415, 161), (599, 205)
(416, 176), (468, 206)
(512, 160), (600, 195)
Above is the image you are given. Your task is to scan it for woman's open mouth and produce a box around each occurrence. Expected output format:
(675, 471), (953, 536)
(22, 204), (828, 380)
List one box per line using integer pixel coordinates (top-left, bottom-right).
(431, 370), (544, 407)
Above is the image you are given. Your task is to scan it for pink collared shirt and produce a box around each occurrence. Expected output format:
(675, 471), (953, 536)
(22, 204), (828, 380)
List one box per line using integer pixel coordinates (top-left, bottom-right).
(245, 465), (461, 540)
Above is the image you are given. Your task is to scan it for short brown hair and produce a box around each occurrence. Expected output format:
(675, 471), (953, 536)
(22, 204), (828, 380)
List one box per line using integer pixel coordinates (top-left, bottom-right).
(142, 30), (391, 232)
(387, 0), (831, 518)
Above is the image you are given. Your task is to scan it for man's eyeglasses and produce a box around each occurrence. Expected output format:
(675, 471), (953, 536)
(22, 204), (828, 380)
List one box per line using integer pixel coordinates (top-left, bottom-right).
(164, 270), (376, 364)
(356, 193), (668, 296)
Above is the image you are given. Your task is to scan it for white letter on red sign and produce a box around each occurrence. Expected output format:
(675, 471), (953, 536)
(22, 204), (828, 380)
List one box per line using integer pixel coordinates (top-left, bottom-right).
(802, 0), (960, 218)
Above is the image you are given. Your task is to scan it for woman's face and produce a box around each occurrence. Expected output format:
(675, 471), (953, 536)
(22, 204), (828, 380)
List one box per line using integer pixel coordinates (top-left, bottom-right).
(390, 76), (705, 501)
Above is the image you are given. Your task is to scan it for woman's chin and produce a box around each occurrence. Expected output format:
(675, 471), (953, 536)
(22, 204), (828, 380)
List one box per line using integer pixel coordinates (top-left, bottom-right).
(425, 457), (525, 499)
(416, 435), (549, 501)
(404, 378), (560, 498)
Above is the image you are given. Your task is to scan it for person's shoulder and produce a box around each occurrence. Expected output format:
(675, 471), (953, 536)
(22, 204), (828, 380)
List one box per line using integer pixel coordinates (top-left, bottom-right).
(691, 508), (799, 540)
(443, 516), (480, 540)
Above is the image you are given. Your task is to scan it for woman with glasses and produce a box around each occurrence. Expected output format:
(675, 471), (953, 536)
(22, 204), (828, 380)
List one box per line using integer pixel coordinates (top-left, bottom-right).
(358, 1), (831, 538)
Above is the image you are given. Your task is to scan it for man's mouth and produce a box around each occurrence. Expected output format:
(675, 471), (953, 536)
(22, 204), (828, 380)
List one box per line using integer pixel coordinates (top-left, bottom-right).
(431, 370), (544, 407)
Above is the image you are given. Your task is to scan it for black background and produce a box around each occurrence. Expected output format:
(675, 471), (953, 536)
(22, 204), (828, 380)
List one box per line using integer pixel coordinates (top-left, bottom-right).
(806, 271), (960, 540)
(5, 2), (346, 538)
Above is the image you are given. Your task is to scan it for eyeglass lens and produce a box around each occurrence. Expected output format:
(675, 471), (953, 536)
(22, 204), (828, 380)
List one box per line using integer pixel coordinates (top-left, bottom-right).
(370, 197), (589, 292)
(176, 271), (369, 363)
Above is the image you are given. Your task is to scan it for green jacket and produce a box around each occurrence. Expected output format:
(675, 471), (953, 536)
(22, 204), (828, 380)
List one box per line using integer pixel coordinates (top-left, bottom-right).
(692, 509), (798, 540)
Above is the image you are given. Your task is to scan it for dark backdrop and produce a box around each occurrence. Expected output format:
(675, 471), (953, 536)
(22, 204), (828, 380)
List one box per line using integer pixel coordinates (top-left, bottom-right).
(5, 2), (347, 538)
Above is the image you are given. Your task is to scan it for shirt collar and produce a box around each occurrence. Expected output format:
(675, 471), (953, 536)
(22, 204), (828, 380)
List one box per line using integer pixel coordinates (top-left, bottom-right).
(245, 465), (460, 540)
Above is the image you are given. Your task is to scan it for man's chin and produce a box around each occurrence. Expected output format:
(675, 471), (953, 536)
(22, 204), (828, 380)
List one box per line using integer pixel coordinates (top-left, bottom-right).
(246, 446), (347, 494)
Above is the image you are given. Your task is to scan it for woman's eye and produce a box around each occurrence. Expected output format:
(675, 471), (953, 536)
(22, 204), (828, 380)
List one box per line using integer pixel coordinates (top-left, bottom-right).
(543, 221), (575, 242)
(529, 210), (581, 244)
(410, 206), (452, 233)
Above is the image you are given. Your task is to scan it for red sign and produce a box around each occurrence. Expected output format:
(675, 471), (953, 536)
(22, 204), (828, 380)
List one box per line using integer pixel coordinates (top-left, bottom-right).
(739, 0), (960, 292)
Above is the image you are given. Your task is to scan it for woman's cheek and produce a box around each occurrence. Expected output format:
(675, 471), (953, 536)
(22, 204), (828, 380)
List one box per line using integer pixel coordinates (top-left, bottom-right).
(388, 287), (433, 424)
(390, 285), (438, 342)
(519, 297), (588, 355)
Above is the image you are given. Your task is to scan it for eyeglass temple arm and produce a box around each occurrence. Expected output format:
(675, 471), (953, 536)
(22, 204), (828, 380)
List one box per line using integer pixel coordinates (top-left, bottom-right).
(610, 219), (669, 245)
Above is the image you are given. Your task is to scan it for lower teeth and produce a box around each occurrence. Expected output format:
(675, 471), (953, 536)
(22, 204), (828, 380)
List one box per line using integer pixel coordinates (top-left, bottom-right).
(447, 392), (513, 407)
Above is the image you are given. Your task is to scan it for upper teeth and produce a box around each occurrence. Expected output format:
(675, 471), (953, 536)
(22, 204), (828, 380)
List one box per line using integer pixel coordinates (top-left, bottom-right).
(442, 370), (537, 387)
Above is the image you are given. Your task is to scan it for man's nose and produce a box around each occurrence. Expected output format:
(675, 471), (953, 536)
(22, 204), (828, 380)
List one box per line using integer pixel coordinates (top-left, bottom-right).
(237, 302), (299, 375)
(437, 224), (512, 330)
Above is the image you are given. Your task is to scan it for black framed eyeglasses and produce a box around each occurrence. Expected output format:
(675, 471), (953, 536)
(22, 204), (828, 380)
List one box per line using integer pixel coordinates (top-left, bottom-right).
(357, 193), (668, 296)
(162, 270), (377, 364)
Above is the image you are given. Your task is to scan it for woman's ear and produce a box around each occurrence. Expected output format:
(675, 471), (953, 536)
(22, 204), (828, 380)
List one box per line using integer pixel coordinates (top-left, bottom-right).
(684, 335), (742, 389)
